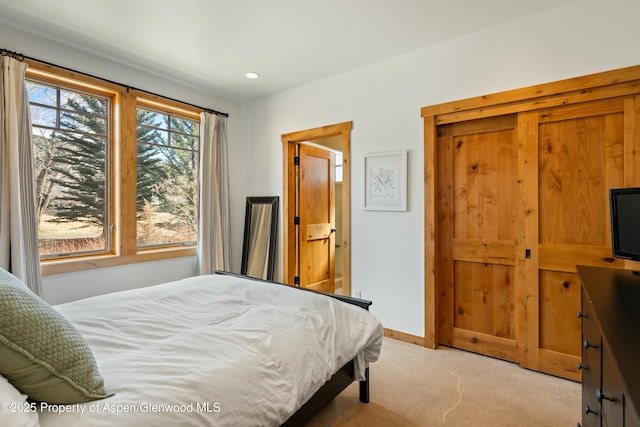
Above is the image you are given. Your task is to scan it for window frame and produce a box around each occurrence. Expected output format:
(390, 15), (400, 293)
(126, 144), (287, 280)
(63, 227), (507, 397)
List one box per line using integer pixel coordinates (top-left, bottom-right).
(27, 75), (114, 260)
(26, 62), (201, 276)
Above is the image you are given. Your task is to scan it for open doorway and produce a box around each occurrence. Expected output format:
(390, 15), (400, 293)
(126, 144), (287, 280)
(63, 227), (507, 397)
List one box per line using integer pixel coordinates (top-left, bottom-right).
(281, 122), (352, 297)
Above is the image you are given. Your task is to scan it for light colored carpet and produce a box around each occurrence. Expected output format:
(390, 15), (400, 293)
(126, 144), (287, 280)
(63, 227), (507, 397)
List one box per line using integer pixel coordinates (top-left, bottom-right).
(307, 337), (581, 426)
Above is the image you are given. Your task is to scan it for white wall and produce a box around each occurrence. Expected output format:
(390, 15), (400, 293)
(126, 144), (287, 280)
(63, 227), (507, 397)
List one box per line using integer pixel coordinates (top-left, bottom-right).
(238, 0), (640, 337)
(0, 24), (243, 304)
(42, 257), (198, 305)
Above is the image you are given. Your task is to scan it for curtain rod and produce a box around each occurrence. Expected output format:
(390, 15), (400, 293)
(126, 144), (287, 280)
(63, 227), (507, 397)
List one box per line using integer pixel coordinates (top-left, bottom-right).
(1, 48), (229, 118)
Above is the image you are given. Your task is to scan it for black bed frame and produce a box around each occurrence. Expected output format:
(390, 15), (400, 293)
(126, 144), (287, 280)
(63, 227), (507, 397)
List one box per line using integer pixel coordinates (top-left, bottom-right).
(214, 270), (372, 426)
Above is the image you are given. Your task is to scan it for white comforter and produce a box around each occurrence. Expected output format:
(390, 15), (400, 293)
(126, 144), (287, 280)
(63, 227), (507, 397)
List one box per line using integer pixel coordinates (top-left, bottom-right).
(39, 274), (383, 427)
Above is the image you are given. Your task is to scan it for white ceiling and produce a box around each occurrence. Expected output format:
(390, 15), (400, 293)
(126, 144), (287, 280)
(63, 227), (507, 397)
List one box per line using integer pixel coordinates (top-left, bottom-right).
(0, 0), (575, 103)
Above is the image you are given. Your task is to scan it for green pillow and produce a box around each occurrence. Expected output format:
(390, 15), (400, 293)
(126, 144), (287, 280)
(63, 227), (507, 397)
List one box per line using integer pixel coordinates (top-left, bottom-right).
(0, 268), (112, 403)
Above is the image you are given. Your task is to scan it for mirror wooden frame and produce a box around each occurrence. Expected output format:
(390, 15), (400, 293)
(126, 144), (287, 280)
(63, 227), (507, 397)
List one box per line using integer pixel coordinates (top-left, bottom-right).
(241, 196), (279, 280)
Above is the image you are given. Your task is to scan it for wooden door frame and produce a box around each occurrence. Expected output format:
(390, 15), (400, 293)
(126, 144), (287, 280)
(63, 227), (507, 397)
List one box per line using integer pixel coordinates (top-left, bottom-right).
(281, 121), (352, 296)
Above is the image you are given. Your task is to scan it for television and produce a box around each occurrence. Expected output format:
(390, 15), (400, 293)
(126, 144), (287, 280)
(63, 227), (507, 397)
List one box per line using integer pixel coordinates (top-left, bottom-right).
(610, 187), (640, 261)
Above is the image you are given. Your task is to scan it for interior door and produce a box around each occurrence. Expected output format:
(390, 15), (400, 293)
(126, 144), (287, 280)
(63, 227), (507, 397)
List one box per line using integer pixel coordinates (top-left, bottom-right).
(297, 144), (336, 292)
(518, 99), (628, 380)
(437, 115), (518, 362)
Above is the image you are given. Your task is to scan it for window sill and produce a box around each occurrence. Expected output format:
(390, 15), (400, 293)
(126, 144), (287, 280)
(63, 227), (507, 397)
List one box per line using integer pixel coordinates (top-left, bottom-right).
(41, 246), (197, 276)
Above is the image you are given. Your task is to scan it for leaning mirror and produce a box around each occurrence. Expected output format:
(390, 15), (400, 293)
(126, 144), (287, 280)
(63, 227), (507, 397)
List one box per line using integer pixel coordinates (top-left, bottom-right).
(241, 196), (279, 280)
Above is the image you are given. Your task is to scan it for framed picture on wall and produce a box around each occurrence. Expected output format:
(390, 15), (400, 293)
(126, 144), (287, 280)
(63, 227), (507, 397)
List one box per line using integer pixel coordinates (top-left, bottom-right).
(363, 150), (407, 211)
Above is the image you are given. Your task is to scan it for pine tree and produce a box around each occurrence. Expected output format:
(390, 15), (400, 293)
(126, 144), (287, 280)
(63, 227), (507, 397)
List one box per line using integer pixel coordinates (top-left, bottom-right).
(136, 108), (171, 212)
(48, 96), (107, 227)
(45, 96), (168, 228)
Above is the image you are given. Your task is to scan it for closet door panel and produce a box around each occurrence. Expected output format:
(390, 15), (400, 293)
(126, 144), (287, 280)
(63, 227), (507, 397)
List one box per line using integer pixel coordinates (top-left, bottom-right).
(453, 131), (516, 241)
(524, 101), (625, 380)
(437, 116), (518, 362)
(538, 270), (581, 355)
(452, 261), (515, 354)
(538, 114), (622, 248)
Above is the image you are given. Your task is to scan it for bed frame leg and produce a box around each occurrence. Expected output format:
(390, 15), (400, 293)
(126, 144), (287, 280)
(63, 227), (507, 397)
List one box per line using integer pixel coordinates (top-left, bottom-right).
(359, 367), (370, 403)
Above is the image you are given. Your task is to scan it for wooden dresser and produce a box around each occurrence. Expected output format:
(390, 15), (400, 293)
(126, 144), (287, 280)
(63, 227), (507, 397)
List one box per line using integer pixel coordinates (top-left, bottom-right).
(577, 265), (640, 427)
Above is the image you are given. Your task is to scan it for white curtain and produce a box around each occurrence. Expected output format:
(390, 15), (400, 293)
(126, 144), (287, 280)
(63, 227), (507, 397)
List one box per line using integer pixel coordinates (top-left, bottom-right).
(0, 56), (42, 295)
(197, 112), (230, 274)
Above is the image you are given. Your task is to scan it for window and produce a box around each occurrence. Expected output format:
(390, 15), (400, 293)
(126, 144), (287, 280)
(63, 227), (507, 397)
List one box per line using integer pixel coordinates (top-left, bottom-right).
(136, 106), (199, 248)
(25, 63), (202, 274)
(27, 79), (111, 259)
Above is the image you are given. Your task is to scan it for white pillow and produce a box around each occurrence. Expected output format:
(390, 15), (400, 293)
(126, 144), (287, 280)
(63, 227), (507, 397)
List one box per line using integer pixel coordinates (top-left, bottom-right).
(0, 374), (40, 427)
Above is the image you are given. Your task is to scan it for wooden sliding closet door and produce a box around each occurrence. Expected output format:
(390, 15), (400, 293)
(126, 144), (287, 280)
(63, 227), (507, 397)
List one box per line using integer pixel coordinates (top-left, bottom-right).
(437, 116), (518, 362)
(518, 100), (627, 381)
(425, 66), (640, 381)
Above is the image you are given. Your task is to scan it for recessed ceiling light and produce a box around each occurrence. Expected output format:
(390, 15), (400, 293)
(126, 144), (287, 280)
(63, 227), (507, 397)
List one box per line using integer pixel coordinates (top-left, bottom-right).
(245, 72), (259, 79)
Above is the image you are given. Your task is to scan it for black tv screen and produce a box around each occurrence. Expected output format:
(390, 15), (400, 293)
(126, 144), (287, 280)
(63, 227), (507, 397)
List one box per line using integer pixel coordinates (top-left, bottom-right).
(610, 187), (640, 261)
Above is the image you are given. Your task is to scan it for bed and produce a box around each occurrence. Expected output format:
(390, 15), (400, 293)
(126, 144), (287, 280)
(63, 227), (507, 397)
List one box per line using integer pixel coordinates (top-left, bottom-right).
(0, 269), (383, 427)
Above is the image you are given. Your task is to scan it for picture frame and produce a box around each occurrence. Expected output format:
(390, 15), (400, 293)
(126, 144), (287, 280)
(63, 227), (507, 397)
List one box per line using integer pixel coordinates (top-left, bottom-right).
(363, 150), (407, 211)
